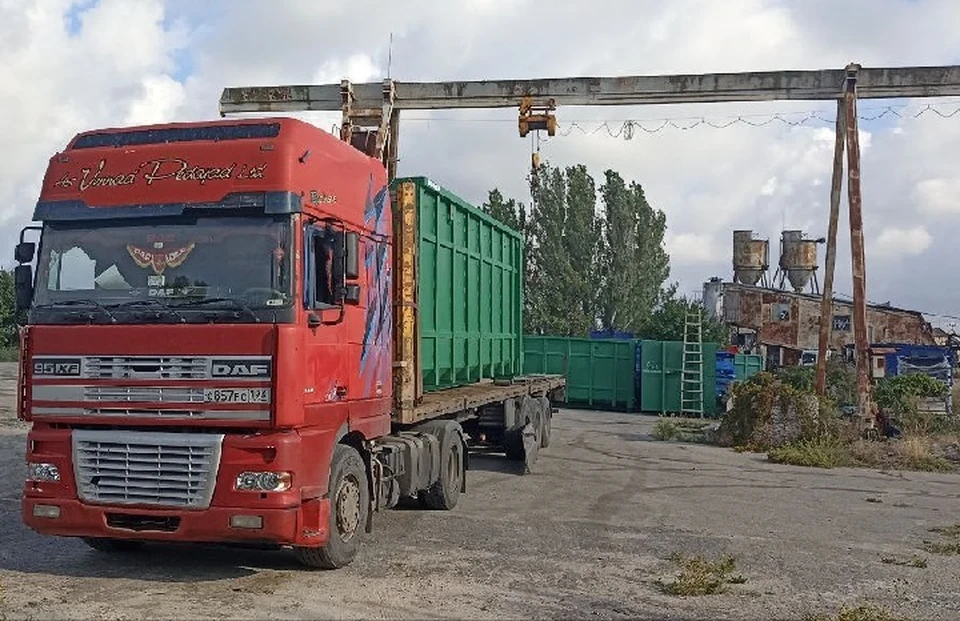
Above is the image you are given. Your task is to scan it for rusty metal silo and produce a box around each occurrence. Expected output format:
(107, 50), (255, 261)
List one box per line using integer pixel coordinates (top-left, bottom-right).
(776, 230), (821, 294)
(732, 230), (769, 287)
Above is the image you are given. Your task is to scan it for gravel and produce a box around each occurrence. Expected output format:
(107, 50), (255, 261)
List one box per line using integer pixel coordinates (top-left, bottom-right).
(2, 362), (960, 620)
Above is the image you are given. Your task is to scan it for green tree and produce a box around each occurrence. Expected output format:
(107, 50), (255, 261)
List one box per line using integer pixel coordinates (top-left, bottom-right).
(0, 269), (19, 347)
(638, 283), (729, 345)
(597, 170), (670, 332)
(481, 188), (526, 233)
(525, 162), (602, 335)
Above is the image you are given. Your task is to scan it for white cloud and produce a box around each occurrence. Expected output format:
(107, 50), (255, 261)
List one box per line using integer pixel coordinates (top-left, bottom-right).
(0, 0), (186, 238)
(3, 0), (960, 315)
(312, 54), (381, 85)
(666, 233), (716, 265)
(914, 178), (960, 215)
(760, 177), (778, 196)
(871, 226), (933, 258)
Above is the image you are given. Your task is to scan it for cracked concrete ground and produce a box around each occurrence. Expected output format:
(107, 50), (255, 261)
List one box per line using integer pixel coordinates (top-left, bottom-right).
(1, 362), (960, 620)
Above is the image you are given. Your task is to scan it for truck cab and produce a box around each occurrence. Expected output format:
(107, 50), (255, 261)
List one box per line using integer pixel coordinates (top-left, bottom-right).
(17, 118), (398, 566)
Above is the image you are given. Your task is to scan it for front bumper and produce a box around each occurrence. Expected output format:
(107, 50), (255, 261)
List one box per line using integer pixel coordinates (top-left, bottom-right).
(22, 497), (330, 546)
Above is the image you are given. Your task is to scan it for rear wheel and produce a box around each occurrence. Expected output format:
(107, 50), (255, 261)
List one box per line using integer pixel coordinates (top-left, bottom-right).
(538, 396), (553, 448)
(83, 538), (144, 553)
(505, 395), (541, 469)
(294, 444), (368, 570)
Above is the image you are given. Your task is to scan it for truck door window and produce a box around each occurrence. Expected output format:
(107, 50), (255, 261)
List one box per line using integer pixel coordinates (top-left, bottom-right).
(307, 227), (335, 308)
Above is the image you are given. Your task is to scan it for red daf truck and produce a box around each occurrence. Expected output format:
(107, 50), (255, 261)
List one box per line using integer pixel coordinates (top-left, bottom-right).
(15, 117), (564, 569)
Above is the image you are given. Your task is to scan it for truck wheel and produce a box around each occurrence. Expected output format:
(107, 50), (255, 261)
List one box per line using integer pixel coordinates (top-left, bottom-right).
(420, 423), (464, 510)
(294, 444), (368, 570)
(505, 395), (541, 465)
(83, 538), (144, 553)
(538, 396), (552, 449)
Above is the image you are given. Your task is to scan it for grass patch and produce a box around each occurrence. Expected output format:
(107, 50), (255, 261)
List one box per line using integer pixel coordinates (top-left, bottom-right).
(768, 437), (853, 469)
(880, 554), (927, 568)
(803, 603), (903, 621)
(921, 523), (960, 555)
(0, 347), (17, 363)
(768, 434), (956, 473)
(652, 418), (712, 443)
(658, 553), (746, 596)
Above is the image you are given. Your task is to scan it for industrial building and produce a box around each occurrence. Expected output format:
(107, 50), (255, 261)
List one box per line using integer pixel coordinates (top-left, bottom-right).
(704, 230), (936, 369)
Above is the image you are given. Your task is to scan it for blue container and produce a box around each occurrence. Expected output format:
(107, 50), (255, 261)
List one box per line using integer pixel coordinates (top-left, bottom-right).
(716, 352), (736, 398)
(590, 329), (635, 340)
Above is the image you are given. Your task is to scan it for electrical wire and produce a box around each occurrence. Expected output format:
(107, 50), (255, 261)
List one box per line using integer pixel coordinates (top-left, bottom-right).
(831, 291), (960, 324)
(329, 101), (960, 138)
(389, 100), (960, 138)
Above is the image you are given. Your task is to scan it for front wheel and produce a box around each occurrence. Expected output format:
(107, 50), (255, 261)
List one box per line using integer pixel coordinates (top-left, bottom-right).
(294, 444), (369, 570)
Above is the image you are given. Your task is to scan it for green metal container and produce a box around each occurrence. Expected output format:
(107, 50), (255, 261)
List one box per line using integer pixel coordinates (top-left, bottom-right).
(393, 177), (524, 392)
(734, 353), (763, 381)
(523, 336), (635, 410)
(638, 340), (718, 415)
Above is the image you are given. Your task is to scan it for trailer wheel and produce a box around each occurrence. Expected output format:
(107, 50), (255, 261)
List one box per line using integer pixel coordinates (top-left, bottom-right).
(82, 538), (144, 553)
(294, 444), (368, 570)
(419, 422), (465, 510)
(537, 396), (553, 449)
(505, 395), (541, 467)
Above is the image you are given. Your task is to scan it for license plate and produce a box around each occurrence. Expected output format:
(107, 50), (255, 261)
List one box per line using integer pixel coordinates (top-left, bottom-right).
(203, 388), (270, 404)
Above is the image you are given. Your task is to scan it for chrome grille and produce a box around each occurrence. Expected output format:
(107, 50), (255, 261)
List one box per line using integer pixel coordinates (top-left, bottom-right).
(72, 430), (223, 508)
(82, 385), (206, 403)
(82, 357), (209, 380)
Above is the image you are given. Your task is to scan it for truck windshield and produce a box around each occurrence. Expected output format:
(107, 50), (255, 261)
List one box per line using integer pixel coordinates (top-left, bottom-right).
(32, 216), (293, 324)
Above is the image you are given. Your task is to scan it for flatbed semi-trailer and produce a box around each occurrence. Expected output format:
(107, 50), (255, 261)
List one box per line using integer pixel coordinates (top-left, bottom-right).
(16, 117), (564, 569)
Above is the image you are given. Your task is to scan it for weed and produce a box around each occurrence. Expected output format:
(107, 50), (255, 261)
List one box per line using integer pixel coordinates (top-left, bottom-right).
(921, 523), (960, 555)
(880, 554), (927, 568)
(803, 603), (903, 621)
(653, 419), (679, 441)
(658, 553), (746, 596)
(922, 540), (960, 554)
(0, 347), (17, 363)
(768, 437), (853, 469)
(929, 523), (960, 538)
(652, 419), (711, 443)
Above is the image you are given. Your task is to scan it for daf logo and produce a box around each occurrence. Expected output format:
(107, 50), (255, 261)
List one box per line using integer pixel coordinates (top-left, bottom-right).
(33, 358), (82, 377)
(211, 359), (272, 379)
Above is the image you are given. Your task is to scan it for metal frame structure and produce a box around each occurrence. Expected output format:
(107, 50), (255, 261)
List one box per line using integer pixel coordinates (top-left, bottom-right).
(219, 62), (960, 428)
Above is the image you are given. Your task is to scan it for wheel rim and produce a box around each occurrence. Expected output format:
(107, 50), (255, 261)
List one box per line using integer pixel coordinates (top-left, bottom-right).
(335, 474), (362, 542)
(446, 442), (462, 491)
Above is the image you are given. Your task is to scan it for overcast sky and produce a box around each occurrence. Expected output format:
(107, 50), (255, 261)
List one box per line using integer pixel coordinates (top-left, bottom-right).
(2, 0), (960, 325)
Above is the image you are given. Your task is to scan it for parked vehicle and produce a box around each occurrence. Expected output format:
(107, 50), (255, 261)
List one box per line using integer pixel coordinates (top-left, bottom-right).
(15, 118), (564, 569)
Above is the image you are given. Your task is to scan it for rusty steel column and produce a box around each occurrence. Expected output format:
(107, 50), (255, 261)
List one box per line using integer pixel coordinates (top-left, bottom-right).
(815, 99), (846, 395)
(843, 63), (875, 427)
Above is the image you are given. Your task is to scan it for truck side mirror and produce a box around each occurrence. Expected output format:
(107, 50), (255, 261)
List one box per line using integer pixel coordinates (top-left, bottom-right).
(345, 231), (359, 280)
(14, 264), (34, 312)
(15, 241), (35, 264)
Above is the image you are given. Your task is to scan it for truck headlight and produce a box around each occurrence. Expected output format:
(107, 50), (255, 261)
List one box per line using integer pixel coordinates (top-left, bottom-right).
(28, 463), (61, 482)
(235, 471), (292, 492)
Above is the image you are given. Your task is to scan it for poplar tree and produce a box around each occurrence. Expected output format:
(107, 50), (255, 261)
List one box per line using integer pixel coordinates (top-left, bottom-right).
(597, 170), (669, 332)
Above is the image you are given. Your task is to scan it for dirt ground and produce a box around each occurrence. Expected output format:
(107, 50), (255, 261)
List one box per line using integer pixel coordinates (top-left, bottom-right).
(2, 362), (960, 620)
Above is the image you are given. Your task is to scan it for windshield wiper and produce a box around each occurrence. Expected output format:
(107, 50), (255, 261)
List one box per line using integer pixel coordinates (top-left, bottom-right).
(34, 299), (118, 323)
(176, 297), (260, 322)
(107, 299), (187, 323)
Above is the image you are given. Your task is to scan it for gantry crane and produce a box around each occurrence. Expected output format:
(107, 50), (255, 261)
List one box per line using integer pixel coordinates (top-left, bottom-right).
(219, 63), (960, 428)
